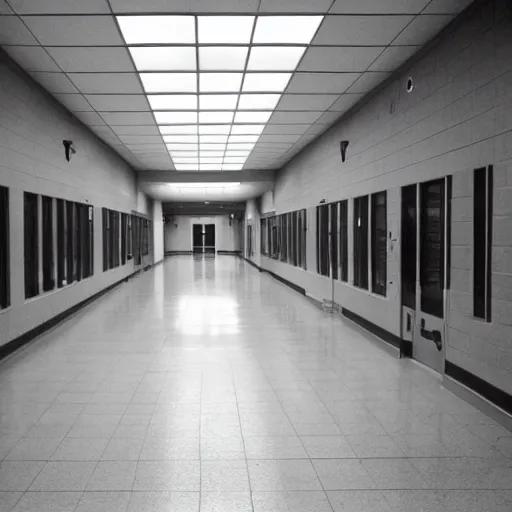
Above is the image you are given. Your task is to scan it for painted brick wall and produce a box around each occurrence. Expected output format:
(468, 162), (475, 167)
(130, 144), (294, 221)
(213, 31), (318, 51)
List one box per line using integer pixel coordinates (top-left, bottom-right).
(0, 54), (156, 346)
(255, 0), (512, 393)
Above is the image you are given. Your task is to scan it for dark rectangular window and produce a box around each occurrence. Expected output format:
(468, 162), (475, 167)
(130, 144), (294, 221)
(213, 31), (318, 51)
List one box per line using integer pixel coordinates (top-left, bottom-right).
(317, 205), (329, 276)
(24, 192), (39, 299)
(371, 191), (387, 296)
(339, 200), (348, 282)
(121, 213), (127, 265)
(76, 204), (83, 282)
(300, 209), (307, 270)
(291, 212), (298, 267)
(271, 217), (278, 259)
(474, 166), (493, 321)
(401, 185), (417, 309)
(57, 199), (66, 287)
(330, 203), (338, 280)
(127, 215), (133, 260)
(42, 196), (55, 292)
(354, 195), (369, 289)
(0, 186), (9, 309)
(66, 201), (75, 283)
(142, 219), (149, 256)
(112, 211), (120, 267)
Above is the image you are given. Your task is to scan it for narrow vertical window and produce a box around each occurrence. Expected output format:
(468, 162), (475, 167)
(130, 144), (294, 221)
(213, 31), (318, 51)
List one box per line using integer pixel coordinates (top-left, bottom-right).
(339, 200), (348, 282)
(57, 199), (66, 287)
(292, 212), (298, 267)
(24, 192), (39, 299)
(401, 185), (417, 309)
(0, 186), (9, 309)
(121, 213), (127, 265)
(66, 201), (75, 283)
(474, 166), (493, 321)
(353, 196), (369, 289)
(127, 215), (133, 260)
(371, 191), (387, 296)
(103, 208), (109, 271)
(42, 196), (55, 292)
(113, 211), (120, 267)
(330, 203), (338, 280)
(142, 219), (149, 256)
(76, 204), (83, 282)
(317, 205), (329, 277)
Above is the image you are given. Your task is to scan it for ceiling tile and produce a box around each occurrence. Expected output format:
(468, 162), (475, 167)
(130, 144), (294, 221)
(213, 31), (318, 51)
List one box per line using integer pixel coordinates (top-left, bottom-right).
(0, 1), (13, 13)
(423, 0), (474, 14)
(46, 47), (135, 72)
(100, 112), (155, 125)
(268, 111), (323, 124)
(261, 124), (310, 135)
(8, 0), (110, 14)
(329, 0), (430, 14)
(368, 46), (419, 71)
(68, 73), (144, 94)
(22, 16), (124, 46)
(259, 0), (332, 13)
(286, 72), (360, 94)
(74, 111), (105, 125)
(258, 134), (301, 143)
(118, 135), (163, 144)
(313, 15), (413, 46)
(298, 47), (384, 72)
(111, 125), (159, 135)
(0, 16), (38, 45)
(316, 111), (341, 124)
(276, 94), (338, 111)
(4, 46), (60, 72)
(346, 72), (390, 93)
(303, 123), (330, 136)
(54, 93), (93, 111)
(392, 15), (454, 45)
(31, 72), (78, 93)
(328, 93), (364, 111)
(85, 94), (150, 112)
(110, 0), (259, 13)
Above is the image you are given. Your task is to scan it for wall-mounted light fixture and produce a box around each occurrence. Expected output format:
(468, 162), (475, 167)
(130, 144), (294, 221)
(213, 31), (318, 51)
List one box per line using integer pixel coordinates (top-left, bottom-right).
(340, 140), (349, 163)
(62, 140), (76, 162)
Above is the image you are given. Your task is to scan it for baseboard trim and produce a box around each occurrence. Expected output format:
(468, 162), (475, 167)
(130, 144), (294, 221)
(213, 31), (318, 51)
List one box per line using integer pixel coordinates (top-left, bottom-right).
(0, 260), (167, 362)
(445, 361), (512, 420)
(264, 269), (306, 295)
(342, 307), (410, 358)
(217, 250), (242, 255)
(165, 251), (193, 256)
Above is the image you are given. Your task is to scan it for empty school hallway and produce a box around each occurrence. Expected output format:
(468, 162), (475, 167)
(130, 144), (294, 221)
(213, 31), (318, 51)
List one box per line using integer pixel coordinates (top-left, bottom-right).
(0, 256), (511, 512)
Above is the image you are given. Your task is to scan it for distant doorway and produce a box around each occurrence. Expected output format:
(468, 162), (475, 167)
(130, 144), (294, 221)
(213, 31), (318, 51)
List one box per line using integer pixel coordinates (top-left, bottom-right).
(193, 223), (216, 254)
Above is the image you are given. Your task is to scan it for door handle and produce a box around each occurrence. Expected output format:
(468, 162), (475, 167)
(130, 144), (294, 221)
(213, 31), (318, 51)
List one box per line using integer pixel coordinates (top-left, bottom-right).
(420, 319), (442, 351)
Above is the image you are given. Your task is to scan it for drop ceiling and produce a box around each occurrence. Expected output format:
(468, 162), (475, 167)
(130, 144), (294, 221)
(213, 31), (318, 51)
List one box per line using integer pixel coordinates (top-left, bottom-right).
(0, 0), (473, 175)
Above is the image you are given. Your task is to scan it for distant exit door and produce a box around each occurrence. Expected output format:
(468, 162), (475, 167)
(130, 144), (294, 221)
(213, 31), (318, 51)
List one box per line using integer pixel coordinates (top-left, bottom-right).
(192, 224), (215, 254)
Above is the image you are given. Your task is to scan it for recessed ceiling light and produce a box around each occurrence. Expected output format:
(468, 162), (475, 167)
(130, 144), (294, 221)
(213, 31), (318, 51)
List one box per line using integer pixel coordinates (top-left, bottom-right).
(242, 73), (292, 92)
(130, 47), (196, 71)
(159, 125), (197, 134)
(163, 135), (199, 143)
(173, 157), (199, 163)
(199, 125), (231, 135)
(199, 47), (249, 71)
(229, 135), (260, 143)
(225, 150), (251, 156)
(173, 163), (199, 171)
(198, 16), (255, 44)
(247, 47), (306, 71)
(223, 157), (247, 163)
(200, 73), (243, 92)
(117, 16), (195, 44)
(200, 157), (223, 164)
(169, 151), (199, 157)
(222, 164), (244, 171)
(230, 124), (265, 135)
(140, 73), (197, 93)
(226, 143), (255, 151)
(199, 111), (234, 124)
(200, 94), (239, 110)
(253, 16), (324, 44)
(238, 94), (281, 110)
(200, 164), (223, 171)
(155, 112), (198, 124)
(149, 95), (197, 110)
(167, 143), (198, 150)
(199, 151), (225, 157)
(200, 145), (226, 152)
(234, 111), (272, 123)
(200, 135), (229, 144)
(169, 182), (241, 188)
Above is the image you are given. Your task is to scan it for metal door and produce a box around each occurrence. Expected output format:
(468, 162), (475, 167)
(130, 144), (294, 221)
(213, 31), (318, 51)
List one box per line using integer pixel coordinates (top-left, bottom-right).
(193, 224), (203, 253)
(204, 224), (215, 254)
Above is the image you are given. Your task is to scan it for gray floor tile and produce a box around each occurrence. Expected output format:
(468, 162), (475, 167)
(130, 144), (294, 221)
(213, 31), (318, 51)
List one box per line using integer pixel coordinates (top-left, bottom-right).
(248, 460), (322, 491)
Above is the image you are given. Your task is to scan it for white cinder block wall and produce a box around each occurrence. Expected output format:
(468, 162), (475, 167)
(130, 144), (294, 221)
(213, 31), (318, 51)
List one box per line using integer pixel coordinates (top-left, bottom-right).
(164, 216), (240, 253)
(0, 57), (160, 346)
(249, 0), (512, 394)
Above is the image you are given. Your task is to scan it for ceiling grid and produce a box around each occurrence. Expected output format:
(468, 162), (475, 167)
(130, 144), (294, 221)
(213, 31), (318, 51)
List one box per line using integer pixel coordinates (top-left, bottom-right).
(0, 0), (473, 174)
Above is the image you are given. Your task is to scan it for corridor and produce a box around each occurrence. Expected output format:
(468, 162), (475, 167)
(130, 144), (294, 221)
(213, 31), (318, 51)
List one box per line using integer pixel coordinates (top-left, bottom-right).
(0, 257), (511, 512)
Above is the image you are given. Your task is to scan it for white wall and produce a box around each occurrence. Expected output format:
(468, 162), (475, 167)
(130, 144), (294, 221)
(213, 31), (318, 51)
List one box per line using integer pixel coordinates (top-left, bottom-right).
(152, 200), (164, 263)
(0, 54), (154, 346)
(253, 1), (512, 394)
(164, 215), (240, 253)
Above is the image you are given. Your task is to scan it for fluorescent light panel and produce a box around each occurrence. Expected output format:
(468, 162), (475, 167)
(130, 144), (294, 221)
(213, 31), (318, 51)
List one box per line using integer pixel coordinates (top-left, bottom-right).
(117, 16), (195, 44)
(155, 112), (198, 124)
(201, 164), (222, 171)
(160, 125), (197, 134)
(234, 111), (272, 123)
(170, 151), (199, 157)
(169, 182), (240, 188)
(200, 135), (228, 143)
(149, 95), (197, 110)
(226, 143), (255, 150)
(167, 143), (198, 150)
(200, 73), (243, 92)
(199, 125), (231, 135)
(130, 47), (196, 71)
(200, 94), (239, 110)
(242, 73), (292, 92)
(198, 16), (254, 44)
(229, 135), (259, 143)
(199, 47), (248, 70)
(164, 135), (198, 143)
(174, 164), (199, 170)
(140, 73), (197, 93)
(173, 157), (198, 163)
(223, 164), (244, 170)
(199, 111), (234, 124)
(230, 124), (265, 135)
(247, 47), (306, 71)
(238, 94), (281, 110)
(253, 16), (324, 44)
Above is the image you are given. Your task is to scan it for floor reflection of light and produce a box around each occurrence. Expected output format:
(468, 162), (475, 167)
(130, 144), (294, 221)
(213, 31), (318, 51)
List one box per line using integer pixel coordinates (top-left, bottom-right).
(176, 296), (240, 335)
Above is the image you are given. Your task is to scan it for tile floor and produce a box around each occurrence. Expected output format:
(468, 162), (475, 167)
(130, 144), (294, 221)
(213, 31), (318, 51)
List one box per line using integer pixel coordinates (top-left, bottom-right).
(0, 256), (511, 512)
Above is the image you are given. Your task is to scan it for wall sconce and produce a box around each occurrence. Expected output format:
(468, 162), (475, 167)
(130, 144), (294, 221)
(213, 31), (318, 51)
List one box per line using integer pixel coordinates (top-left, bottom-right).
(340, 140), (349, 163)
(63, 140), (76, 162)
